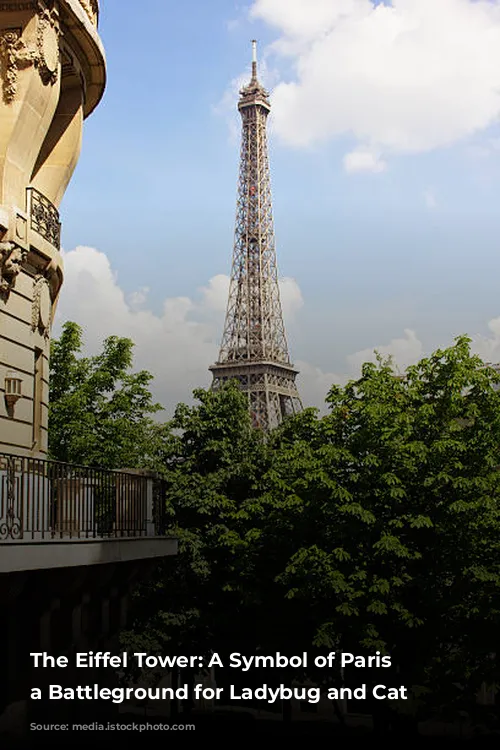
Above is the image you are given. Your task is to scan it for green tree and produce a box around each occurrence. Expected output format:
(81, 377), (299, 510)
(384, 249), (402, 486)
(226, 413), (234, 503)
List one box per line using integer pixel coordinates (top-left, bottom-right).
(119, 336), (500, 730)
(267, 336), (500, 722)
(122, 382), (270, 673)
(123, 384), (330, 721)
(49, 321), (164, 469)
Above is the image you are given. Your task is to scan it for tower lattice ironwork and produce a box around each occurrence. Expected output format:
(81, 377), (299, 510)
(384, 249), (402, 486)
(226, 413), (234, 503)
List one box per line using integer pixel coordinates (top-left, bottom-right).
(210, 41), (302, 430)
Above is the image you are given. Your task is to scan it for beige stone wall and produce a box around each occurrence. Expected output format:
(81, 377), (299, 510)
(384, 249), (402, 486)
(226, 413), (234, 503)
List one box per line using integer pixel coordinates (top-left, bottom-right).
(0, 0), (105, 457)
(0, 269), (50, 454)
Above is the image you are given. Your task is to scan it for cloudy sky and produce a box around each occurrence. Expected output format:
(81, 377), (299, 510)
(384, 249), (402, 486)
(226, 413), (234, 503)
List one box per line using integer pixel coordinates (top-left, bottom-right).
(56, 0), (500, 417)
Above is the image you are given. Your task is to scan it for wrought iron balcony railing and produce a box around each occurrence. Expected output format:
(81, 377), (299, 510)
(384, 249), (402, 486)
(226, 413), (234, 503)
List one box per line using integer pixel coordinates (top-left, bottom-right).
(0, 453), (167, 542)
(27, 188), (61, 250)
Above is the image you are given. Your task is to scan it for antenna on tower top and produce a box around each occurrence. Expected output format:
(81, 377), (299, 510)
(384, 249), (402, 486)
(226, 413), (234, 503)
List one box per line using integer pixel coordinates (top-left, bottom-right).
(251, 39), (258, 80)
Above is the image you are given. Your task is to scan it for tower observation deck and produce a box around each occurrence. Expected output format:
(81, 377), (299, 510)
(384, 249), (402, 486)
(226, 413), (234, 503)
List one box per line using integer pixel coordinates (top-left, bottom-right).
(209, 41), (302, 430)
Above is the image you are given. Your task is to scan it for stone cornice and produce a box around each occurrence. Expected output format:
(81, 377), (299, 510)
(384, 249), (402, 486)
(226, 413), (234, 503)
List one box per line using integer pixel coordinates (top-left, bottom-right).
(59, 0), (106, 116)
(0, 1), (105, 116)
(78, 0), (98, 27)
(0, 3), (36, 10)
(0, 0), (98, 25)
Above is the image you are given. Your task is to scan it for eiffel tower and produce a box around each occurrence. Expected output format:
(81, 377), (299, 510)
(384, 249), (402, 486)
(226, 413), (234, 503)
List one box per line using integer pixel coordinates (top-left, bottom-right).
(210, 41), (302, 430)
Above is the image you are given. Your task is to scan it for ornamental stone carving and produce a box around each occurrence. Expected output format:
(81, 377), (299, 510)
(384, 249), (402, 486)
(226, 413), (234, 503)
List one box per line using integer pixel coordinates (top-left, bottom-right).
(0, 29), (37, 103)
(0, 2), (60, 104)
(0, 242), (27, 299)
(32, 274), (51, 336)
(80, 0), (98, 26)
(35, 0), (60, 85)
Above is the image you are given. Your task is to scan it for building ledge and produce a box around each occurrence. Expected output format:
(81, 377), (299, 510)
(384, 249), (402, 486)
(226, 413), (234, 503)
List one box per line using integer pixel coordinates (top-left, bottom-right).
(0, 536), (177, 573)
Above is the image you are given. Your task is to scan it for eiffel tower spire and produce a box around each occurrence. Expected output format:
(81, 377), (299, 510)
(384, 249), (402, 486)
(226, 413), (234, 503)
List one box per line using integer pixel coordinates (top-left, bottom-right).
(209, 41), (303, 431)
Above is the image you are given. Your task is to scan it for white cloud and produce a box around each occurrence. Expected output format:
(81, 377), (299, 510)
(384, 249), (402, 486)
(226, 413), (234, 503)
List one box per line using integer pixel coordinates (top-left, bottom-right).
(128, 287), (150, 309)
(279, 276), (304, 319)
(213, 72), (248, 144)
(423, 188), (437, 210)
(295, 359), (347, 410)
(248, 0), (500, 166)
(56, 248), (500, 419)
(54, 248), (313, 417)
(55, 247), (219, 414)
(200, 274), (230, 313)
(347, 328), (424, 374)
(343, 147), (387, 174)
(471, 316), (500, 363)
(215, 43), (281, 141)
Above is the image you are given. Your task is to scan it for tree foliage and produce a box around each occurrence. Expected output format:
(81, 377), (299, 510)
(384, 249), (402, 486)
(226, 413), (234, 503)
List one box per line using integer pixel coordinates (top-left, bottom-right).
(50, 325), (500, 723)
(261, 336), (500, 711)
(122, 382), (269, 666)
(49, 321), (164, 469)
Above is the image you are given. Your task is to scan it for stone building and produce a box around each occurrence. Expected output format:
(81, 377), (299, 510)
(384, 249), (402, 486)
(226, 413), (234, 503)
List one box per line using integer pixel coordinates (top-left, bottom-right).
(0, 0), (104, 456)
(0, 2), (178, 737)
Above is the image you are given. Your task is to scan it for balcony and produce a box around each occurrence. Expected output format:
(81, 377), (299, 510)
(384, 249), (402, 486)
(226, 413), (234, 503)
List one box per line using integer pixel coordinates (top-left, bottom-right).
(0, 452), (177, 573)
(27, 187), (61, 250)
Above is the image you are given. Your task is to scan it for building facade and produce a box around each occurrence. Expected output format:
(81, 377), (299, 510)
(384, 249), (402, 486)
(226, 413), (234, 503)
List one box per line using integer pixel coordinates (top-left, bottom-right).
(0, 0), (104, 456)
(0, 3), (179, 738)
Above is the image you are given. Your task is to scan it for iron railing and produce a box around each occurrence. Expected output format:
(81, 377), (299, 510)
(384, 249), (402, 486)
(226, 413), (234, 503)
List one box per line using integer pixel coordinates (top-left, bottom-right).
(0, 453), (167, 542)
(27, 187), (61, 250)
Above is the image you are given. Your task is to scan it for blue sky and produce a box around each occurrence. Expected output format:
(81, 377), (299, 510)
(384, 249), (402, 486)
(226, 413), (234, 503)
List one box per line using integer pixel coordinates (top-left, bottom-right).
(56, 0), (500, 415)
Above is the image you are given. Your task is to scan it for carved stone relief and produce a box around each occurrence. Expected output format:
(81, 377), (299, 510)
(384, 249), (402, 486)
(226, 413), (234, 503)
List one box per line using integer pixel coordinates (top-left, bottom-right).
(35, 0), (60, 85)
(32, 273), (51, 336)
(0, 241), (27, 299)
(0, 28), (36, 103)
(0, 2), (60, 104)
(80, 0), (99, 26)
